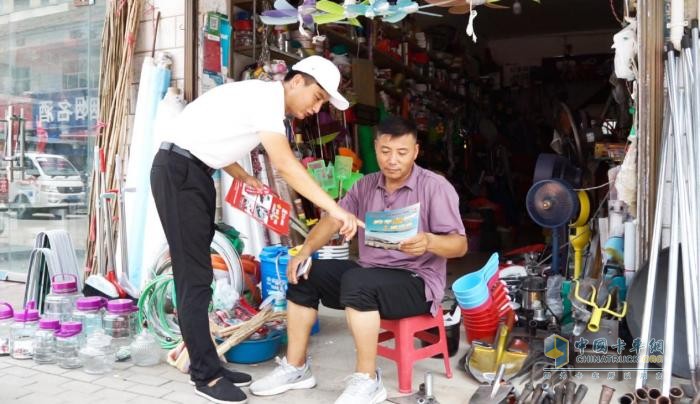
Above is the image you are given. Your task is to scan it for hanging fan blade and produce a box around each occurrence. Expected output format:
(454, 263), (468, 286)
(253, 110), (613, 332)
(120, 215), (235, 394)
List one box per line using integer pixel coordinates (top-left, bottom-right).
(313, 13), (349, 24)
(260, 15), (299, 25)
(262, 9), (298, 18)
(415, 10), (443, 17)
(345, 4), (369, 14)
(316, 0), (346, 13)
(273, 0), (297, 10)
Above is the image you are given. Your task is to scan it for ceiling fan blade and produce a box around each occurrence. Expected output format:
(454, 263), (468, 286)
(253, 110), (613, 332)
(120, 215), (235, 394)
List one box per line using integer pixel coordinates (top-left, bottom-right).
(313, 13), (348, 24)
(345, 4), (368, 14)
(415, 10), (443, 17)
(316, 0), (346, 14)
(447, 4), (470, 14)
(260, 15), (299, 25)
(262, 9), (297, 18)
(273, 0), (296, 10)
(485, 2), (510, 9)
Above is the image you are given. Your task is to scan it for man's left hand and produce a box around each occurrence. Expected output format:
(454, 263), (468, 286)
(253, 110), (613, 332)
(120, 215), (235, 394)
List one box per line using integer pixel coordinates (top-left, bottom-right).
(399, 232), (432, 256)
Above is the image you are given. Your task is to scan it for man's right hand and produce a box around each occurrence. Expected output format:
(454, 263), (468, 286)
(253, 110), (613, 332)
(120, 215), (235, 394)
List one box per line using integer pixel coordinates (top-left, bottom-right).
(287, 252), (311, 285)
(329, 208), (365, 240)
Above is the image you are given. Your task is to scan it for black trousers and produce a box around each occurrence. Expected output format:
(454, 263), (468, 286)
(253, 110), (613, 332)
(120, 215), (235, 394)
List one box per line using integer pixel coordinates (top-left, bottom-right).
(150, 149), (221, 384)
(286, 259), (432, 319)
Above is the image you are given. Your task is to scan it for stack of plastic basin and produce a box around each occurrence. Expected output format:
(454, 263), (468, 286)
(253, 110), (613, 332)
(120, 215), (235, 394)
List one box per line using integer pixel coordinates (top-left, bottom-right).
(452, 253), (514, 343)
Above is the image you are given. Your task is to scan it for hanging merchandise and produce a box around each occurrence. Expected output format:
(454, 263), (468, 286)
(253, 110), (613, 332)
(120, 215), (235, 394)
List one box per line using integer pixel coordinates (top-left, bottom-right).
(87, 0), (145, 281)
(124, 53), (172, 291)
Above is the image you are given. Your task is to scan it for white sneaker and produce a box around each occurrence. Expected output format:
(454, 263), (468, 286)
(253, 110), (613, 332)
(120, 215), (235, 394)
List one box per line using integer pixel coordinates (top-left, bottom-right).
(334, 368), (387, 404)
(249, 356), (316, 396)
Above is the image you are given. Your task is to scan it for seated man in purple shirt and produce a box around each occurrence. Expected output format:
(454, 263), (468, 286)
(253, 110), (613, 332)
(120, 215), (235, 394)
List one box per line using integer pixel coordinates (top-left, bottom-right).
(250, 117), (467, 404)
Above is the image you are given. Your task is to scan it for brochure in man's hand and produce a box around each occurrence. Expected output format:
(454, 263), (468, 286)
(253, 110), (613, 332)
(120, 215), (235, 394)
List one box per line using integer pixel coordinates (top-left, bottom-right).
(225, 179), (291, 235)
(364, 203), (420, 250)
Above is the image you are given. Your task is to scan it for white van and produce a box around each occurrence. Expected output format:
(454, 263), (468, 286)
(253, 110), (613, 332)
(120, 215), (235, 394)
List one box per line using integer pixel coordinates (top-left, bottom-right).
(8, 153), (86, 218)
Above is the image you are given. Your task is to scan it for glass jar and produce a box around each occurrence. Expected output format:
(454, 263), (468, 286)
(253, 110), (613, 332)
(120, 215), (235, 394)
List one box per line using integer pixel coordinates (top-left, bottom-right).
(103, 299), (137, 350)
(79, 331), (114, 374)
(55, 321), (83, 369)
(129, 331), (161, 367)
(9, 304), (40, 359)
(33, 318), (60, 364)
(0, 302), (14, 356)
(72, 296), (105, 340)
(44, 274), (82, 322)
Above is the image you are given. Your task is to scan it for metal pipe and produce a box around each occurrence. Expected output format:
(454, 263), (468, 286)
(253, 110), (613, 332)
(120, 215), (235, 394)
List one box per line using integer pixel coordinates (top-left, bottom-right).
(4, 106), (13, 160)
(669, 387), (683, 404)
(619, 393), (637, 404)
(661, 183), (680, 397)
(635, 85), (672, 390)
(424, 371), (434, 398)
(554, 385), (564, 404)
(564, 381), (577, 404)
(517, 383), (534, 404)
(635, 387), (650, 404)
(17, 108), (24, 181)
(531, 384), (545, 404)
(648, 388), (662, 403)
(599, 385), (616, 404)
(571, 384), (588, 404)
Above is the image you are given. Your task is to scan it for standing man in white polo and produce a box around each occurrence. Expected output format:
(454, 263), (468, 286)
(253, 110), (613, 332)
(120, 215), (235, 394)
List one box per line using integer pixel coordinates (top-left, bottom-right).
(150, 56), (362, 404)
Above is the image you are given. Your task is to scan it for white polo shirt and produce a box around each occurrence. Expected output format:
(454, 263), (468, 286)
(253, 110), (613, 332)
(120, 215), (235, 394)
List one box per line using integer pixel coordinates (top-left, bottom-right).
(164, 80), (287, 169)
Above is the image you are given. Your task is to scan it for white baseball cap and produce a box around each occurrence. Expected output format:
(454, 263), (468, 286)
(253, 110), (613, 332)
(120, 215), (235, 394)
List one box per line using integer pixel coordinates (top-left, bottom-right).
(292, 55), (350, 111)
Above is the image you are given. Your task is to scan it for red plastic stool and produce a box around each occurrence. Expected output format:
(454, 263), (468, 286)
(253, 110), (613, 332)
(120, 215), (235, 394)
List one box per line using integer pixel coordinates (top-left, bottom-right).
(377, 314), (453, 393)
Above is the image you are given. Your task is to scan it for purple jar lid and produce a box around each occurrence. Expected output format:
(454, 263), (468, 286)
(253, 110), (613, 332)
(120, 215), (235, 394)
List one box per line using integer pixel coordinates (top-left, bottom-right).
(39, 318), (61, 331)
(76, 296), (106, 311)
(56, 321), (82, 338)
(14, 309), (40, 322)
(0, 302), (13, 320)
(107, 299), (136, 314)
(52, 274), (78, 294)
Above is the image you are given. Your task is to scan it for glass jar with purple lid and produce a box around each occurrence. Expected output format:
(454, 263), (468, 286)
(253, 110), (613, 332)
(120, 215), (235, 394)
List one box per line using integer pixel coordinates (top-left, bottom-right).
(0, 302), (14, 356)
(33, 318), (61, 364)
(103, 299), (137, 349)
(44, 274), (83, 322)
(55, 321), (83, 369)
(72, 296), (106, 338)
(10, 302), (40, 359)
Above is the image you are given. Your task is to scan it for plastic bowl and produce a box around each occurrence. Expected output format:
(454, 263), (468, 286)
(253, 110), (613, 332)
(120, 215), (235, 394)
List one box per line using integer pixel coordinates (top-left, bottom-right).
(220, 331), (283, 364)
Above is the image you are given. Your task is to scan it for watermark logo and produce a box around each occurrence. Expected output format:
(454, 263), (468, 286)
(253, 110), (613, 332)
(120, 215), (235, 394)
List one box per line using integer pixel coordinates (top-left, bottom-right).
(545, 334), (569, 368)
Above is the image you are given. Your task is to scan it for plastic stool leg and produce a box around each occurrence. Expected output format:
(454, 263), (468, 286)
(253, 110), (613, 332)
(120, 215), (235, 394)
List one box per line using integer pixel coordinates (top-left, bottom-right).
(396, 326), (416, 393)
(437, 324), (453, 378)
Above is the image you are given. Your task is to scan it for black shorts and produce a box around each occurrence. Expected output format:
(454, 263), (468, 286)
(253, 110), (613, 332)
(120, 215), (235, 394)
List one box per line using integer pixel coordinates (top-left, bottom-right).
(285, 259), (432, 320)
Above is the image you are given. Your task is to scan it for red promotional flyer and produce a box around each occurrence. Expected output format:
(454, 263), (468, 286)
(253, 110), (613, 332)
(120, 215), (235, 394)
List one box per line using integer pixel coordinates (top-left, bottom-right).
(225, 179), (291, 236)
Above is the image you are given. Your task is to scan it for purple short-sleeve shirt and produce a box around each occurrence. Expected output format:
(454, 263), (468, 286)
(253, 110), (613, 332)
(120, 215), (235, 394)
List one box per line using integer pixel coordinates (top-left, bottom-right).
(339, 164), (466, 316)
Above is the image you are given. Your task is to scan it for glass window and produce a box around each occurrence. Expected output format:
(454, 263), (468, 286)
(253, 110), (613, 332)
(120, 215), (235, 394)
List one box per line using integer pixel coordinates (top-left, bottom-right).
(14, 1), (30, 11)
(0, 0), (105, 278)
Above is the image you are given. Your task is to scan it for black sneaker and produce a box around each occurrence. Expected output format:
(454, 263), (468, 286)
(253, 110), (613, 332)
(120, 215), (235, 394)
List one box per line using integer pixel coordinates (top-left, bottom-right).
(190, 368), (253, 387)
(221, 367), (252, 387)
(194, 378), (248, 404)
